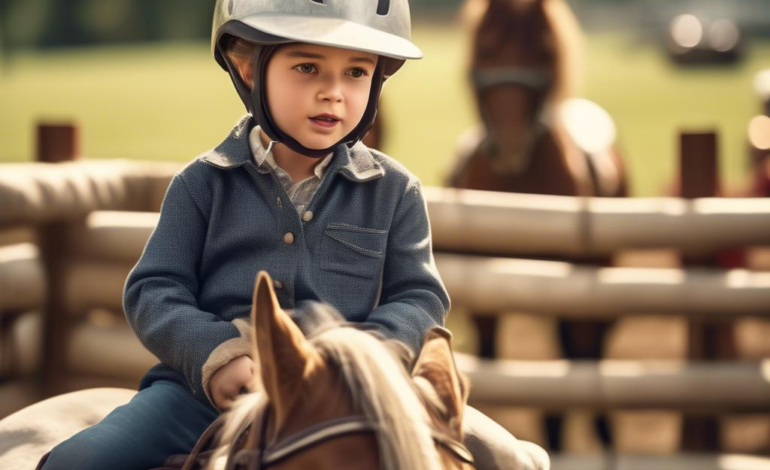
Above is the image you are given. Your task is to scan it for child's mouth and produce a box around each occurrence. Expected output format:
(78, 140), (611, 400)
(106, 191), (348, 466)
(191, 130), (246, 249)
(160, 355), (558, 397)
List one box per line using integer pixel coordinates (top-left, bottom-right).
(309, 114), (340, 129)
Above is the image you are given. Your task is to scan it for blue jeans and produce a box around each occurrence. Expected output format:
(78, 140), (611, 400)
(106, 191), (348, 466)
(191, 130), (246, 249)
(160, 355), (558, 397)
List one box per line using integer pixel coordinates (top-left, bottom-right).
(41, 381), (218, 470)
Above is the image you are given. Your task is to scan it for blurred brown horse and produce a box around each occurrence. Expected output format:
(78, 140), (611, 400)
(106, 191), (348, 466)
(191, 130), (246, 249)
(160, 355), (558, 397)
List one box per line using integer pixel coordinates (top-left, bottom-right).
(450, 0), (628, 359)
(449, 0), (626, 198)
(447, 0), (628, 450)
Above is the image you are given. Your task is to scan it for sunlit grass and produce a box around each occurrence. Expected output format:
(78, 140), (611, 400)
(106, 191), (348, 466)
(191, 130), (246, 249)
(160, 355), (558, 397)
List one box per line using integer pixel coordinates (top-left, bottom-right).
(1, 25), (768, 196)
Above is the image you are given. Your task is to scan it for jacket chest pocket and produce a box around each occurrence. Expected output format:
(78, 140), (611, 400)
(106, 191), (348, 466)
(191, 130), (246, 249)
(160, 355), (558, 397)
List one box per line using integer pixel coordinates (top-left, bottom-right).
(320, 223), (388, 279)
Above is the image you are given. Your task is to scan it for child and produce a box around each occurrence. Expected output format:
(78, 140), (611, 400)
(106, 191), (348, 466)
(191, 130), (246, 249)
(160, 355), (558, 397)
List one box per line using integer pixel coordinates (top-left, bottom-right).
(41, 1), (548, 469)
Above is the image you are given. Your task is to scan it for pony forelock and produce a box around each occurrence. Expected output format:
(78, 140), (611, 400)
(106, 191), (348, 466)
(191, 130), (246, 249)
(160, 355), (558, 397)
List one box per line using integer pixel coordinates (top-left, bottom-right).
(209, 304), (444, 470)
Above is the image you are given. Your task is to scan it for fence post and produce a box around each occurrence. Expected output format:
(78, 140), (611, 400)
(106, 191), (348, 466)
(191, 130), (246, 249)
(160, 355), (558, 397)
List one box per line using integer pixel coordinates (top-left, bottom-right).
(678, 131), (730, 451)
(37, 122), (79, 396)
(37, 124), (79, 163)
(680, 132), (718, 199)
(748, 116), (770, 197)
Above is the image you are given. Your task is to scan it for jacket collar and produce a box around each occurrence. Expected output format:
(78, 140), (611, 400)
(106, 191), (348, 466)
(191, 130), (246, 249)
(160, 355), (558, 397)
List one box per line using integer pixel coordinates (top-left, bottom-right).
(202, 116), (384, 183)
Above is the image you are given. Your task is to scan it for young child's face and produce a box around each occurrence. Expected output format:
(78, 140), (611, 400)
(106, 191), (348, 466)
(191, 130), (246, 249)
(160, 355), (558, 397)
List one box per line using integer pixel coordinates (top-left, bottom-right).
(264, 43), (378, 150)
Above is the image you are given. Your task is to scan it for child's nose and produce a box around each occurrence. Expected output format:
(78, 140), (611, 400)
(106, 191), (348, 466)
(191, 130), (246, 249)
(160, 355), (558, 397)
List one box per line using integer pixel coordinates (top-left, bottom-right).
(317, 75), (344, 102)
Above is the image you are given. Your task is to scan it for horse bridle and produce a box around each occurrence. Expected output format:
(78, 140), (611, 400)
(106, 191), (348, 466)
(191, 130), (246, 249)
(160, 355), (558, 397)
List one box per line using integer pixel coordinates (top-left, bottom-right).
(471, 66), (554, 174)
(471, 67), (552, 92)
(217, 405), (475, 470)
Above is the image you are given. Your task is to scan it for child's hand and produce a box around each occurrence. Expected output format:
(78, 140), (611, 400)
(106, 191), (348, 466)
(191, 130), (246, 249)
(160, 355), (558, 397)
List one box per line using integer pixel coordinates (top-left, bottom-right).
(209, 355), (254, 410)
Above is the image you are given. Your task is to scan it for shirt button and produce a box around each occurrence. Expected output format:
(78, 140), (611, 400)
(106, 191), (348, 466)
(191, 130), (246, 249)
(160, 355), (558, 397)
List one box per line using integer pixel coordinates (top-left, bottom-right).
(283, 232), (295, 245)
(302, 211), (314, 222)
(274, 280), (284, 290)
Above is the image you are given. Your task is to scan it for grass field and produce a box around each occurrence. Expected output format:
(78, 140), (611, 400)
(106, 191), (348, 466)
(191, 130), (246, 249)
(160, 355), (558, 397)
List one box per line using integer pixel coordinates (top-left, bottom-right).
(1, 25), (769, 196)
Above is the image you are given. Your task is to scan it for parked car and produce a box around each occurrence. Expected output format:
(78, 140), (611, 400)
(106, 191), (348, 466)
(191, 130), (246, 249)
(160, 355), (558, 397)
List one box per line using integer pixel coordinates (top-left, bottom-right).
(666, 13), (744, 64)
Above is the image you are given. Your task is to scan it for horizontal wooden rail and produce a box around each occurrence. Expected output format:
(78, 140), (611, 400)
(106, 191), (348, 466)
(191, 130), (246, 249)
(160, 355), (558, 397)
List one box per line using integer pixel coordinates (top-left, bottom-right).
(66, 321), (157, 380)
(0, 161), (177, 227)
(424, 187), (770, 256)
(0, 244), (45, 314)
(550, 453), (770, 470)
(455, 353), (770, 412)
(68, 211), (161, 263)
(437, 254), (770, 317)
(64, 262), (133, 313)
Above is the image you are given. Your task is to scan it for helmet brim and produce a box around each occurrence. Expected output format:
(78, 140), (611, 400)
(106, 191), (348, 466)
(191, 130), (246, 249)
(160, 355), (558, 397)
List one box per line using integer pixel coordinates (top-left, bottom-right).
(238, 15), (423, 61)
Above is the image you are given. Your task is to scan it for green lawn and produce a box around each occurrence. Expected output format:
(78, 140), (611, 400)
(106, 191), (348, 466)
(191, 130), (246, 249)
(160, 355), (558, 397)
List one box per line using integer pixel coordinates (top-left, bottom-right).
(2, 25), (769, 196)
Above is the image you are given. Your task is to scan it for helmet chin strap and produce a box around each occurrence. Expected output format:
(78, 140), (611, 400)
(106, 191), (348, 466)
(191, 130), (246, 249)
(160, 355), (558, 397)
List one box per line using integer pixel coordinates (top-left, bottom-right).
(226, 44), (386, 159)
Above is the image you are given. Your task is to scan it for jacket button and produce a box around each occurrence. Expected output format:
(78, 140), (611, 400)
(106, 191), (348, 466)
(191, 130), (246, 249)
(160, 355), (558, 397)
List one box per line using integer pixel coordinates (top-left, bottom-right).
(274, 280), (284, 290)
(302, 211), (314, 222)
(283, 232), (295, 245)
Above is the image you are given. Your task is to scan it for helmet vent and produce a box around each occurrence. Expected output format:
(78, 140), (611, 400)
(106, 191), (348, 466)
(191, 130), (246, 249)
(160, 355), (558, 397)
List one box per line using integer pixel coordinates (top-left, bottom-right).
(376, 0), (391, 15)
(310, 0), (325, 4)
(228, 0), (234, 14)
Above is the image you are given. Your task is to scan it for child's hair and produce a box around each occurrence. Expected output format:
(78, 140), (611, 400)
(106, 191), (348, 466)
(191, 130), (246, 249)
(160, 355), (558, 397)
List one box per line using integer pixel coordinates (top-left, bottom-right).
(224, 36), (258, 62)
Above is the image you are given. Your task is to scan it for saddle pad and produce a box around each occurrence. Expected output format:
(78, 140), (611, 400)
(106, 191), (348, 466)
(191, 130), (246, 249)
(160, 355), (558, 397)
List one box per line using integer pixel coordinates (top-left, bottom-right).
(0, 388), (136, 470)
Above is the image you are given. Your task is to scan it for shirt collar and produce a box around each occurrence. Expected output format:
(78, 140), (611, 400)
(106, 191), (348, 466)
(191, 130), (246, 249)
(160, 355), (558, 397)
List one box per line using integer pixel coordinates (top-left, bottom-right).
(248, 126), (334, 179)
(202, 115), (385, 183)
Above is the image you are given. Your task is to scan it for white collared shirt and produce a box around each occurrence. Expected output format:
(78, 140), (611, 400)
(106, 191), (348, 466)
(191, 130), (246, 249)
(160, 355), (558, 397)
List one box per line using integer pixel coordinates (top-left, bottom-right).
(249, 126), (334, 214)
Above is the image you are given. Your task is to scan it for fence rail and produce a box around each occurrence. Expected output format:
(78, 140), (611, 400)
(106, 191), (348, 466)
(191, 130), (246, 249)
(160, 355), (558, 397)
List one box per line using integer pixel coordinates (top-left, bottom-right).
(425, 187), (770, 256)
(437, 254), (770, 317)
(551, 453), (770, 470)
(455, 353), (770, 412)
(3, 164), (770, 255)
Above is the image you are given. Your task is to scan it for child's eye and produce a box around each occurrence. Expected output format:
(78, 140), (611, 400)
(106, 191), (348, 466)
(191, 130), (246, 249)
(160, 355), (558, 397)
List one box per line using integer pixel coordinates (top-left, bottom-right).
(295, 64), (317, 74)
(347, 68), (369, 78)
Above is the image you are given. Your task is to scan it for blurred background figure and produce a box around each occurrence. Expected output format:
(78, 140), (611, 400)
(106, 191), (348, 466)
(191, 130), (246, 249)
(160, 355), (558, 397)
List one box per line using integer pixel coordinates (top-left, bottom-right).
(445, 0), (626, 454)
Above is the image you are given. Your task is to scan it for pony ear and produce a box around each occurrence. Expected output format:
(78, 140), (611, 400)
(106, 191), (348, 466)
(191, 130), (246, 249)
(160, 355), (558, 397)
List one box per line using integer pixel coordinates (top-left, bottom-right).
(251, 271), (316, 429)
(412, 328), (469, 437)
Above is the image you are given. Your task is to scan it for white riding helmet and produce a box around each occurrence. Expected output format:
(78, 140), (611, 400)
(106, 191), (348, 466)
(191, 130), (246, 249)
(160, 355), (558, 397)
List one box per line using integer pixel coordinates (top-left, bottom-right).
(212, 0), (423, 157)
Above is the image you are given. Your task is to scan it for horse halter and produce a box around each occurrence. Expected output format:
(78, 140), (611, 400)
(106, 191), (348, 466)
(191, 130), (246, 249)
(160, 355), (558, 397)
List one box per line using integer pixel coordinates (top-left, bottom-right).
(224, 405), (475, 470)
(471, 67), (552, 91)
(471, 66), (554, 174)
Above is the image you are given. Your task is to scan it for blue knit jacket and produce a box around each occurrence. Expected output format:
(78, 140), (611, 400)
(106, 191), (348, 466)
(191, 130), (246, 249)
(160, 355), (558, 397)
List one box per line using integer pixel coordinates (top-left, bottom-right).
(123, 116), (450, 408)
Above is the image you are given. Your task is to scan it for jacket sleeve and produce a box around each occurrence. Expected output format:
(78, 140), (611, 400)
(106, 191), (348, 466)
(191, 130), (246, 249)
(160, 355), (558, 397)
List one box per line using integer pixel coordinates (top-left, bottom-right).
(364, 178), (451, 354)
(123, 172), (247, 405)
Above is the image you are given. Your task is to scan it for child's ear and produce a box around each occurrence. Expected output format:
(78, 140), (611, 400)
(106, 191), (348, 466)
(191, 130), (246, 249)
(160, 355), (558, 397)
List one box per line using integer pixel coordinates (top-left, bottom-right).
(227, 51), (255, 90)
